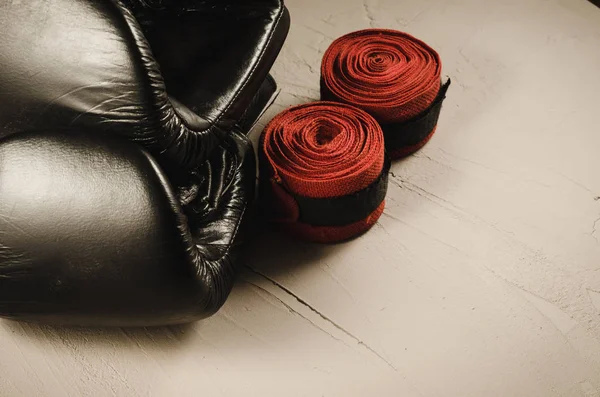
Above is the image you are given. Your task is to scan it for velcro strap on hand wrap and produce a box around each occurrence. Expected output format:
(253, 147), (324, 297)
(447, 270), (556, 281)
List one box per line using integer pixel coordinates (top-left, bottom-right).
(259, 102), (388, 243)
(320, 29), (450, 159)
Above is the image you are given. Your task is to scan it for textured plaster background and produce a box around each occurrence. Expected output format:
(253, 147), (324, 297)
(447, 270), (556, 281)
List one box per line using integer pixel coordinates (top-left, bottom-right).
(2, 0), (600, 396)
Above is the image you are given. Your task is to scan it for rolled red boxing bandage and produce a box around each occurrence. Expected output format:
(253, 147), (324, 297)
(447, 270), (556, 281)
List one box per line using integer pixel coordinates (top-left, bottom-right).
(321, 29), (450, 159)
(259, 102), (389, 243)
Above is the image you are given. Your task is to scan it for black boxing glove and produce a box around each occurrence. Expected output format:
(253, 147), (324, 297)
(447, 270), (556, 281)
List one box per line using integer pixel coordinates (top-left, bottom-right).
(123, 0), (290, 133)
(0, 130), (254, 326)
(0, 0), (289, 326)
(0, 0), (290, 169)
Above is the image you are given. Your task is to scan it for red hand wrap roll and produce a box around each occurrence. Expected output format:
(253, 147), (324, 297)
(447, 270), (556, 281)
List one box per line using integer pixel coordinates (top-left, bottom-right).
(259, 102), (389, 243)
(321, 29), (449, 159)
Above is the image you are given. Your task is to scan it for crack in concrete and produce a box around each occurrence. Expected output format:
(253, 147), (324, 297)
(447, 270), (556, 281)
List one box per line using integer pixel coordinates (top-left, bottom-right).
(473, 261), (587, 354)
(247, 281), (347, 346)
(388, 177), (403, 190)
(388, 174), (460, 211)
(362, 0), (376, 27)
(592, 217), (600, 243)
(380, 211), (470, 257)
(244, 265), (398, 371)
(284, 92), (317, 103)
(388, 173), (522, 240)
(588, 289), (600, 313)
(301, 24), (335, 40)
(299, 58), (317, 75)
(320, 14), (336, 27)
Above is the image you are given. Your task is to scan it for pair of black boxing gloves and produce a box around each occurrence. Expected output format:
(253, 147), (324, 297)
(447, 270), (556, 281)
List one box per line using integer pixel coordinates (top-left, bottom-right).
(0, 0), (290, 326)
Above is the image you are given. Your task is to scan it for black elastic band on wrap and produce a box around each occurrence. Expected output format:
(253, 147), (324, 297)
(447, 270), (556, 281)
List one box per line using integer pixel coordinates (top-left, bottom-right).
(291, 158), (391, 227)
(382, 79), (451, 149)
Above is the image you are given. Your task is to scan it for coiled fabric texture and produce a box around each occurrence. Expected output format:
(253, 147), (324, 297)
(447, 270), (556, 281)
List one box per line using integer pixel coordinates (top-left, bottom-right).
(321, 29), (450, 158)
(259, 102), (389, 243)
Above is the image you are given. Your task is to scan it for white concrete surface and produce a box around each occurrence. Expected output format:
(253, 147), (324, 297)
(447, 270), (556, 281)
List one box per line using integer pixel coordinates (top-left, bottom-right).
(2, 0), (600, 396)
